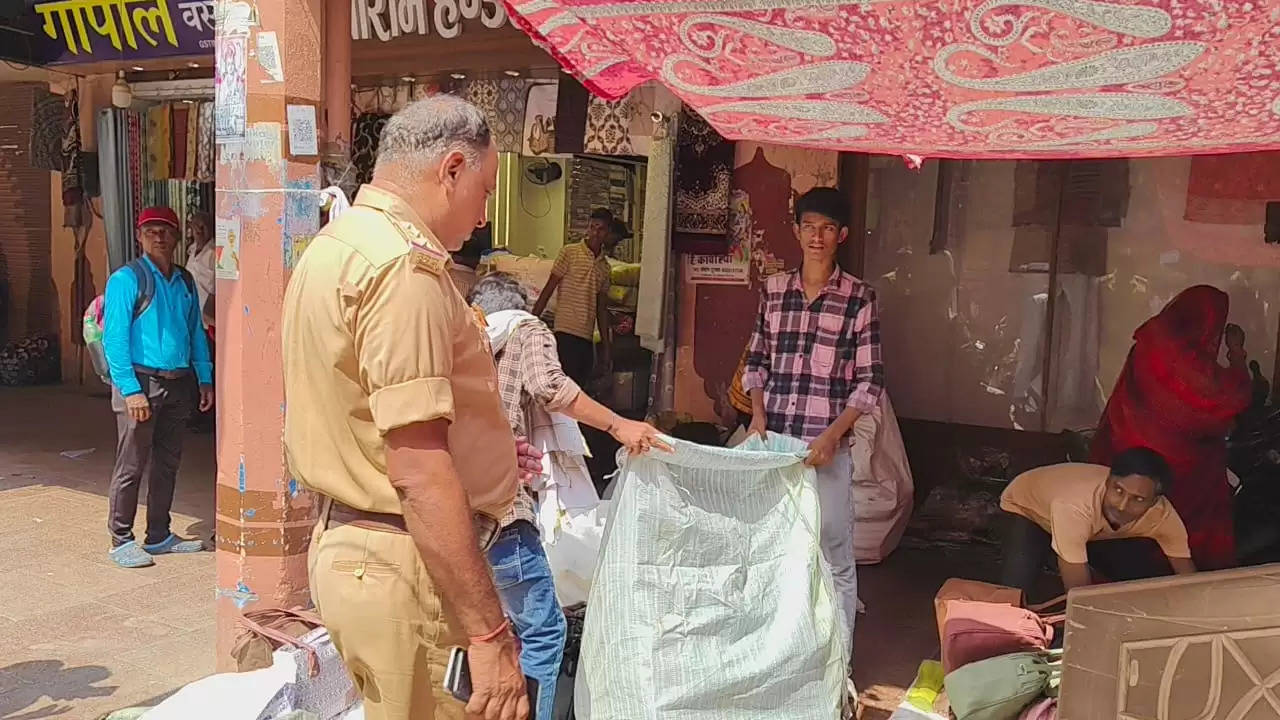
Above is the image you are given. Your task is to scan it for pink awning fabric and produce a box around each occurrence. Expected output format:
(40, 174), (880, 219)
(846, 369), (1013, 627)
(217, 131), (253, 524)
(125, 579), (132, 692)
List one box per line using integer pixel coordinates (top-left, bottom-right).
(503, 1), (1280, 159)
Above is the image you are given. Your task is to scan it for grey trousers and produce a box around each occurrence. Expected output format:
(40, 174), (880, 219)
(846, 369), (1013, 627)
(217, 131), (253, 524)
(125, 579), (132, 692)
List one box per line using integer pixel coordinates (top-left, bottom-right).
(816, 447), (857, 651)
(108, 375), (193, 547)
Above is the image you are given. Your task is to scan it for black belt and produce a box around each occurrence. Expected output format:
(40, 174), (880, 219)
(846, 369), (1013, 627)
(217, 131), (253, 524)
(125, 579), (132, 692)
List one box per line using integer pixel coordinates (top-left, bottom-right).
(134, 365), (192, 380)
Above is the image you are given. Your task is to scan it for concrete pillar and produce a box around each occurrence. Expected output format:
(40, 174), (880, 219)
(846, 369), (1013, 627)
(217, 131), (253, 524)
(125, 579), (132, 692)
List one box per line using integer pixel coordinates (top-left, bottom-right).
(212, 0), (327, 668)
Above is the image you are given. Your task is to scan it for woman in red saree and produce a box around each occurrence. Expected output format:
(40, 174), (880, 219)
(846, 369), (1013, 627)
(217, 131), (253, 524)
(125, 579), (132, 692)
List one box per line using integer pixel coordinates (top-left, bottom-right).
(1091, 285), (1250, 570)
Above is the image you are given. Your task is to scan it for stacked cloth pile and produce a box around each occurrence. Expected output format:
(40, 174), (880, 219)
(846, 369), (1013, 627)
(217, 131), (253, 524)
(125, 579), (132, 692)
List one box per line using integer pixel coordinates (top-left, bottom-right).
(934, 580), (1064, 720)
(579, 434), (849, 719)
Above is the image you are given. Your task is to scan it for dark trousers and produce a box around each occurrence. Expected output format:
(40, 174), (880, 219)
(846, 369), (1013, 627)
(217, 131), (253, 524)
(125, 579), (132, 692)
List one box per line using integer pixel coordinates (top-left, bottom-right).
(108, 375), (193, 547)
(555, 332), (595, 387)
(1000, 511), (1172, 595)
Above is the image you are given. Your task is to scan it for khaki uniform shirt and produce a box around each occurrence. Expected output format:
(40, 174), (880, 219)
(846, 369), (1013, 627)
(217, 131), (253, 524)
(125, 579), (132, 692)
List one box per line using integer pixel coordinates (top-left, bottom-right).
(550, 242), (610, 341)
(1000, 463), (1191, 565)
(282, 185), (517, 519)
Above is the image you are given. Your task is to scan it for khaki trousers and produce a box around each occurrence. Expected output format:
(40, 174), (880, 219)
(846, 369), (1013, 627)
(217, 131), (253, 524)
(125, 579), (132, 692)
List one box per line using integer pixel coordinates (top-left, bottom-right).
(309, 514), (467, 720)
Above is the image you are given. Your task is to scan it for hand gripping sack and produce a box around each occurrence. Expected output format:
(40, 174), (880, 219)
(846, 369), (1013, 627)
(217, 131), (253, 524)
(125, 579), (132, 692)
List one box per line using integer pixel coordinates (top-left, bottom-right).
(579, 434), (848, 719)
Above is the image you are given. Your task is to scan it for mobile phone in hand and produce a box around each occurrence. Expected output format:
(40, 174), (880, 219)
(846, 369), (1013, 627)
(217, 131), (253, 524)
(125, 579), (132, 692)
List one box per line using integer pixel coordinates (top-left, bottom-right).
(444, 646), (539, 719)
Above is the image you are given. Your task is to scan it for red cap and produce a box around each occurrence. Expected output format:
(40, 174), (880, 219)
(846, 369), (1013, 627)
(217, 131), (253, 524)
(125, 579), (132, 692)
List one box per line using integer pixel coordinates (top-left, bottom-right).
(137, 206), (179, 229)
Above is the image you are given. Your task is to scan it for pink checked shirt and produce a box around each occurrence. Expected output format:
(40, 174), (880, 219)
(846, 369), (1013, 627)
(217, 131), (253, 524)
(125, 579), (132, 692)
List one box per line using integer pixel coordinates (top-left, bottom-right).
(742, 268), (884, 442)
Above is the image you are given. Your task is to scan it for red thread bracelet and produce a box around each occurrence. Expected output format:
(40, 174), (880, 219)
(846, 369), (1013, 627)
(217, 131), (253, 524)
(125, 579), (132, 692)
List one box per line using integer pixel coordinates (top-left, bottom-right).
(470, 618), (511, 645)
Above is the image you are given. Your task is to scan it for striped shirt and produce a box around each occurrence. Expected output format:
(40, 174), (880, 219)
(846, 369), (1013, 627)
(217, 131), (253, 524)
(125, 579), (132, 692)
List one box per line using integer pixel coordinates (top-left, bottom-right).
(742, 268), (884, 442)
(494, 320), (582, 528)
(551, 242), (611, 341)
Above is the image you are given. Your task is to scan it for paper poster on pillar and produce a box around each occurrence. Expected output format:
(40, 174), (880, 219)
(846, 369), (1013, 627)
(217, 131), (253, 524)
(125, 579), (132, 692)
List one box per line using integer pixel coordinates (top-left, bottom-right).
(283, 180), (319, 270)
(216, 217), (241, 280)
(215, 35), (247, 142)
(286, 105), (319, 157)
(255, 31), (285, 83)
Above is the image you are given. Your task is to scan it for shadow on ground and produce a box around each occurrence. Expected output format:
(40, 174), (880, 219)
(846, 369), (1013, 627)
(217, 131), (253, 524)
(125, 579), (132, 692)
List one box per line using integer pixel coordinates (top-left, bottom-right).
(0, 660), (117, 720)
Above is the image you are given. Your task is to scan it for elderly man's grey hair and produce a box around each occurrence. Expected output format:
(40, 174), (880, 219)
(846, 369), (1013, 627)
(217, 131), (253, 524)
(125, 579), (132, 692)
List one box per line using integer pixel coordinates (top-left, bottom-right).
(468, 272), (530, 315)
(374, 95), (492, 174)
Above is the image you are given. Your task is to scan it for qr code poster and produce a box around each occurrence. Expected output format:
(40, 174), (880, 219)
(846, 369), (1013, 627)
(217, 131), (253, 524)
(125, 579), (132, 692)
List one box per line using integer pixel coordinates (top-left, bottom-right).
(256, 31), (284, 83)
(215, 35), (247, 142)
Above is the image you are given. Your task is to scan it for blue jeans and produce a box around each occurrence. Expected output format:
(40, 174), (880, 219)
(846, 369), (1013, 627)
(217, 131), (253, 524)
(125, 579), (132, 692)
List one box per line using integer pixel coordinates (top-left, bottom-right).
(488, 520), (565, 720)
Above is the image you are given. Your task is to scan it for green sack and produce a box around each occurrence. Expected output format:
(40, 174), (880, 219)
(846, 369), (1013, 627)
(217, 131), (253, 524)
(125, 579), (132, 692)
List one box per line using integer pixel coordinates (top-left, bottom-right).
(944, 650), (1062, 720)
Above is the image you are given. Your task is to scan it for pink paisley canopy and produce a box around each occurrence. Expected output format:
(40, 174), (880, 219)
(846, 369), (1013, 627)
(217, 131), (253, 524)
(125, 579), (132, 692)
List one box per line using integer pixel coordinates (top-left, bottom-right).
(502, 0), (1280, 158)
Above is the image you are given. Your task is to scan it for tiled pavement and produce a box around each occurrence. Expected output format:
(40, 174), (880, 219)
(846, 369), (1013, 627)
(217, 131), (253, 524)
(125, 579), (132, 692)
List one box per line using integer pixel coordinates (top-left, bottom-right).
(0, 385), (1005, 720)
(0, 385), (216, 719)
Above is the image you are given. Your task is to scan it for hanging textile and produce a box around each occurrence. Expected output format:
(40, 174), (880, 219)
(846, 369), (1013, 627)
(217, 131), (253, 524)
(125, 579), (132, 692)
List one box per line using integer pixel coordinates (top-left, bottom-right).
(458, 78), (527, 152)
(196, 102), (215, 181)
(61, 88), (86, 228)
(673, 106), (733, 247)
(146, 104), (171, 180)
(584, 95), (634, 155)
(98, 109), (135, 271)
(128, 110), (144, 219)
(1183, 151), (1280, 225)
(503, 1), (1280, 158)
(1008, 160), (1128, 276)
(172, 105), (190, 179)
(185, 104), (200, 180)
(30, 89), (65, 171)
(554, 71), (589, 154)
(351, 112), (389, 186)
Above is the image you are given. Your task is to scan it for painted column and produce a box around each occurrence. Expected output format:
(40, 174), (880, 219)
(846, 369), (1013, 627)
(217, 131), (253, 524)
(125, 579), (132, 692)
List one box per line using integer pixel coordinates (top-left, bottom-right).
(212, 0), (326, 668)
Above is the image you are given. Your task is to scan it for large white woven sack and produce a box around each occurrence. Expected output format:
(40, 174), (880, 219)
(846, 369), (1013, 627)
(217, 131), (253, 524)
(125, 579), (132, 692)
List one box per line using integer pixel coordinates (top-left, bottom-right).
(580, 433), (848, 719)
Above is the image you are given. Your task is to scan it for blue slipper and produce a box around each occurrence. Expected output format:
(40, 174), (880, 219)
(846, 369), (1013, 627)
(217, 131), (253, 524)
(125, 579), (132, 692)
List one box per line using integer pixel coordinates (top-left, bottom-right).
(109, 541), (156, 568)
(142, 534), (206, 555)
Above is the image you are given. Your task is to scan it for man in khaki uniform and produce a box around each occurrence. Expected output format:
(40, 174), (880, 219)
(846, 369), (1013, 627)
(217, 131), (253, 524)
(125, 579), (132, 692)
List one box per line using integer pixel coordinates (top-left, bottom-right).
(282, 96), (531, 720)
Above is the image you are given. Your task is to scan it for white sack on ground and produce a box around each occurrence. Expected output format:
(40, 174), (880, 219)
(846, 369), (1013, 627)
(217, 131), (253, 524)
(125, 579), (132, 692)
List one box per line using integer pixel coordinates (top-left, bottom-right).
(581, 434), (848, 719)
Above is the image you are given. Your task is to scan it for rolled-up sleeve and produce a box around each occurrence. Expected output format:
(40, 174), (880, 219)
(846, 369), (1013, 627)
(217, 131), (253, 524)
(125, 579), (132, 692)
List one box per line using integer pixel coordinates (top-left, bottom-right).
(741, 291), (770, 393)
(520, 322), (581, 412)
(846, 292), (884, 413)
(355, 259), (457, 435)
(103, 269), (141, 396)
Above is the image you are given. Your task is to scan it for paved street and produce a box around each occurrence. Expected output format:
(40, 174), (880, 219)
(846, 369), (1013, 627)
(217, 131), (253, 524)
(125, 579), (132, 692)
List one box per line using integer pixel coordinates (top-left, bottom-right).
(0, 385), (216, 720)
(0, 385), (998, 719)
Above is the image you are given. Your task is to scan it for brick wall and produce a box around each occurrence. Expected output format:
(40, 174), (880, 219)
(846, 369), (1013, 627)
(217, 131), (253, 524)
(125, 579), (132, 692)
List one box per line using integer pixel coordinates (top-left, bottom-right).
(0, 83), (55, 344)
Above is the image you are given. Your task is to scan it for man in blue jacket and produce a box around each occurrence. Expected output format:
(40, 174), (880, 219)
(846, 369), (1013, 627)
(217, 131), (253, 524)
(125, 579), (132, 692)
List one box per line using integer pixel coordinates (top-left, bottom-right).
(102, 206), (214, 568)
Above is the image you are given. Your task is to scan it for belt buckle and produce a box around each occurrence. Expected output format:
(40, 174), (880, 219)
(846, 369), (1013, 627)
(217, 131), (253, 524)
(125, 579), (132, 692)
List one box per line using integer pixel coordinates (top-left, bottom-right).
(473, 513), (499, 551)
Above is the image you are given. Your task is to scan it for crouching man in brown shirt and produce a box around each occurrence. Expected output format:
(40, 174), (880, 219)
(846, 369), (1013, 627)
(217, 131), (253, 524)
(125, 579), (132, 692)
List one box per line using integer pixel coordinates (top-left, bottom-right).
(283, 96), (535, 720)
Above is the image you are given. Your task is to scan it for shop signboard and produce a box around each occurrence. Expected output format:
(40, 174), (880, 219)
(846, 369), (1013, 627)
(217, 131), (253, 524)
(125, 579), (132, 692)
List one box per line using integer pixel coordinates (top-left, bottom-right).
(27, 0), (507, 65)
(684, 254), (749, 286)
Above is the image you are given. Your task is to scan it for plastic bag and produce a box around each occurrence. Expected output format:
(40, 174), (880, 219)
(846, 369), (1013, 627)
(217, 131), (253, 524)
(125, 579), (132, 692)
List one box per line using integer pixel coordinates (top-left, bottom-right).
(580, 433), (848, 719)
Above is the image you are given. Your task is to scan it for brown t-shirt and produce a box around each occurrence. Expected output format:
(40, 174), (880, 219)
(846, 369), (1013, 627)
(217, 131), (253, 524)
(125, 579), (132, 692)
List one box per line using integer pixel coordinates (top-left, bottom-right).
(1000, 463), (1191, 565)
(282, 184), (517, 518)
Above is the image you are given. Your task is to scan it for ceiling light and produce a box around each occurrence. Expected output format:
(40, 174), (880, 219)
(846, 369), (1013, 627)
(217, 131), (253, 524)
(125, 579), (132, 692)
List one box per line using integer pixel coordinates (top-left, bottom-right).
(111, 71), (132, 108)
(130, 65), (144, 71)
(187, 62), (199, 68)
(401, 75), (415, 82)
(450, 72), (466, 80)
(503, 69), (520, 77)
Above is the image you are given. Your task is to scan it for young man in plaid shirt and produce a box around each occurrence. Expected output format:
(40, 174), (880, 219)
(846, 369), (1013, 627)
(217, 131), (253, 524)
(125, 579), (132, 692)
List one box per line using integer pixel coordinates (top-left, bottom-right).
(742, 187), (884, 651)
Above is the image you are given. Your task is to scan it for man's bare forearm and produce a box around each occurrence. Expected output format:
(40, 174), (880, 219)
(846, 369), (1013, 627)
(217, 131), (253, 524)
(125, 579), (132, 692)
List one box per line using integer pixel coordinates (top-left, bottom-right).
(565, 389), (619, 433)
(387, 426), (506, 637)
(749, 387), (765, 418)
(823, 405), (863, 440)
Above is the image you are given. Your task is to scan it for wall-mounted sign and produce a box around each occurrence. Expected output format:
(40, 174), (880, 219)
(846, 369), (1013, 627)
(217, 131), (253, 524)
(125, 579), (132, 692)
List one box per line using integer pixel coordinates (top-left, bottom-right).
(32, 0), (214, 63)
(685, 254), (749, 286)
(351, 0), (507, 42)
(28, 0), (508, 66)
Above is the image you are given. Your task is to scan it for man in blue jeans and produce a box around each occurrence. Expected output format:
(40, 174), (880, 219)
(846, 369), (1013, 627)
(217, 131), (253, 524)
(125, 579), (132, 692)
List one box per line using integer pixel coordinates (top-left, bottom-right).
(470, 272), (665, 719)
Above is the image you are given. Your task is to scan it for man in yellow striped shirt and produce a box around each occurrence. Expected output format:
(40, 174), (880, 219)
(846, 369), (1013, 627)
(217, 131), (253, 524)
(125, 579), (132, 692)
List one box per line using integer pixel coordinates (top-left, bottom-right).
(531, 208), (616, 385)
